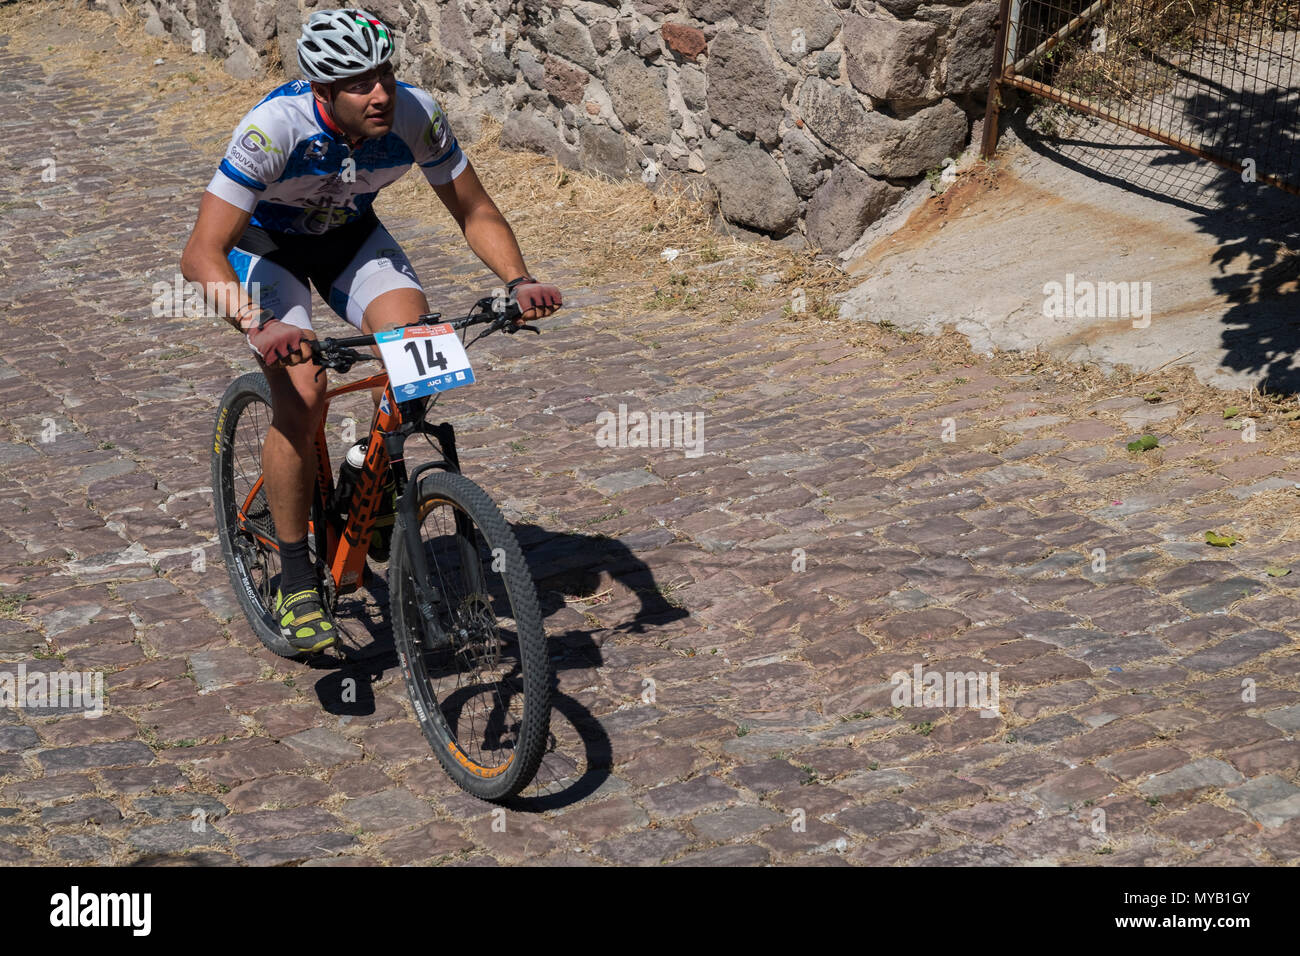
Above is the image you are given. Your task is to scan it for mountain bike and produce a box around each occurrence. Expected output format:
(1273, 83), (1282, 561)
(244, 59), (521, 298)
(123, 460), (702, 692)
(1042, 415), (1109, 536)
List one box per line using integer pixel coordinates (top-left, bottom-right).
(210, 293), (552, 800)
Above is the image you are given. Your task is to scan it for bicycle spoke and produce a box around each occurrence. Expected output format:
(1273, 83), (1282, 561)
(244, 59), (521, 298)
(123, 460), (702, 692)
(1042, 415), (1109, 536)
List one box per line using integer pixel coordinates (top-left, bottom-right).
(407, 497), (528, 773)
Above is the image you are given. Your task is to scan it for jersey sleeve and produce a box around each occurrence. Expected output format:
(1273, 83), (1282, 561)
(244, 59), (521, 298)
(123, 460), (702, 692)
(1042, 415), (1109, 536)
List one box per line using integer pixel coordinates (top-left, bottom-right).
(399, 85), (468, 187)
(206, 105), (291, 212)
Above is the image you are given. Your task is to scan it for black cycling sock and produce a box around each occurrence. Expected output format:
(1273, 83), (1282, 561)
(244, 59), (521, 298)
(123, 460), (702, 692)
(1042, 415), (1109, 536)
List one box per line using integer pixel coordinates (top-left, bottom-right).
(279, 536), (317, 596)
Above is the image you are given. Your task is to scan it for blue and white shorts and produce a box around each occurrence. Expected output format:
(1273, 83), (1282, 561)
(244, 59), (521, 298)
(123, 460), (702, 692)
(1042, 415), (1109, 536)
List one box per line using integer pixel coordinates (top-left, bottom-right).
(227, 209), (423, 345)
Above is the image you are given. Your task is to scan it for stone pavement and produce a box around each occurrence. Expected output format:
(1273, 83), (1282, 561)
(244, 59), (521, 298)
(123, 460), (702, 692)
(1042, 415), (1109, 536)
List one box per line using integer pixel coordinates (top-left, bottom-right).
(2, 31), (1300, 867)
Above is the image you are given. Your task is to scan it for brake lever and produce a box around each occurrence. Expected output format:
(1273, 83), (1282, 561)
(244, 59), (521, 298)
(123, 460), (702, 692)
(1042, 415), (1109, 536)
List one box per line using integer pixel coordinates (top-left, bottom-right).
(310, 338), (356, 379)
(310, 340), (327, 381)
(315, 358), (352, 380)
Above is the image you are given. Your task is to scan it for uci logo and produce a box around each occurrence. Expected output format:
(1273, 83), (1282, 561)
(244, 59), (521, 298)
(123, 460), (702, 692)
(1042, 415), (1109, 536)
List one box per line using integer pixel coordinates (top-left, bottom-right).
(239, 125), (282, 155)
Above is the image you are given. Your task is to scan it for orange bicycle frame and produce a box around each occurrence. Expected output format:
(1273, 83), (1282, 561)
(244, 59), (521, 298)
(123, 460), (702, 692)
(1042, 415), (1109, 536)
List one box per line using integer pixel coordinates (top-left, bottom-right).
(318, 372), (404, 595)
(235, 369), (404, 598)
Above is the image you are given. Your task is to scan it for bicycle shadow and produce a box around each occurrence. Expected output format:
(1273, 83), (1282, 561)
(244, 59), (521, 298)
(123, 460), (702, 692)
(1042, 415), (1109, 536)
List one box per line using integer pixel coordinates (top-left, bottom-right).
(305, 523), (689, 811)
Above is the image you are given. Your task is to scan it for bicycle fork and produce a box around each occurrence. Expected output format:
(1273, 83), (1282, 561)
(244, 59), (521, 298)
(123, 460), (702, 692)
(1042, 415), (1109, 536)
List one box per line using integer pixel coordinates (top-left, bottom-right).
(392, 417), (464, 654)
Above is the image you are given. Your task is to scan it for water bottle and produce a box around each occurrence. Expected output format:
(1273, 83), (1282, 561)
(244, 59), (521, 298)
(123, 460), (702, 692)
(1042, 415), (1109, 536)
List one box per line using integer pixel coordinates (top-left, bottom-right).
(333, 441), (368, 518)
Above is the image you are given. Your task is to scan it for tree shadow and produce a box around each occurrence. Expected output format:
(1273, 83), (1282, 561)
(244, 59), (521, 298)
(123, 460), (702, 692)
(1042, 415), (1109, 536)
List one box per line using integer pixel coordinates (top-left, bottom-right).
(1000, 15), (1300, 393)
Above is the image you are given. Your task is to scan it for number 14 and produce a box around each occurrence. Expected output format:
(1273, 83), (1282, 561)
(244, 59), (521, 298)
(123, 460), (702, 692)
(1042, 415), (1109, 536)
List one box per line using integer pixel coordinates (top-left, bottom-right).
(404, 339), (449, 376)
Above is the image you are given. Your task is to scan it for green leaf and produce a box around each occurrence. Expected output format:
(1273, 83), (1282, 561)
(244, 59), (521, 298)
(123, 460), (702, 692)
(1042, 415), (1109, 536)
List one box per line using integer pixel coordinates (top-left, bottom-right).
(1144, 391), (1163, 403)
(1265, 566), (1291, 577)
(1224, 406), (1241, 419)
(1126, 435), (1159, 452)
(1205, 531), (1238, 547)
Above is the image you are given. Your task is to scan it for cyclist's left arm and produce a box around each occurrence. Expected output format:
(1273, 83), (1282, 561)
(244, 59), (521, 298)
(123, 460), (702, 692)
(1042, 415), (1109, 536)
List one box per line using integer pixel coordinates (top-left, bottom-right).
(429, 163), (561, 321)
(402, 85), (560, 321)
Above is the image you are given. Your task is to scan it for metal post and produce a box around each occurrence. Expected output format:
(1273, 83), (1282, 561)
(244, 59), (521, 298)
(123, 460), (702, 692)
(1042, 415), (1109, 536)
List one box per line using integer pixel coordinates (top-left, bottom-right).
(981, 0), (1015, 158)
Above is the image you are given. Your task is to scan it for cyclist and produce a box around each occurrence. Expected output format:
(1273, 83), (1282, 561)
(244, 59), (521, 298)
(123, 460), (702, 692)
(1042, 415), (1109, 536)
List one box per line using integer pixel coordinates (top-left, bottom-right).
(181, 8), (561, 652)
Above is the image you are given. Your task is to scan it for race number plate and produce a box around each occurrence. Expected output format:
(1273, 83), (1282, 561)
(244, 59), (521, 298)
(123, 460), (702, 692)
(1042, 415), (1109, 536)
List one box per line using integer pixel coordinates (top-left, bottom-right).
(374, 324), (475, 400)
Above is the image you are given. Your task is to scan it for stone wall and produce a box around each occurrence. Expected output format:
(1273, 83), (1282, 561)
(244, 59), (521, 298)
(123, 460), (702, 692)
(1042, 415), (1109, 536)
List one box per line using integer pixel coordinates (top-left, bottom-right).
(99, 0), (999, 255)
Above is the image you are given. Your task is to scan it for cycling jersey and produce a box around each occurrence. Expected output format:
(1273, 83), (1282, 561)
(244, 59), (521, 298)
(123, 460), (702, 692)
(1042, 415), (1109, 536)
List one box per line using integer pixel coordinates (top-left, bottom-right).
(206, 78), (467, 235)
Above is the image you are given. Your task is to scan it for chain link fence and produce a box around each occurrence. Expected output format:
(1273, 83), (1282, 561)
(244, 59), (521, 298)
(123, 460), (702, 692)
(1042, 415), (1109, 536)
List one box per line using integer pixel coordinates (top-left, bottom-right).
(982, 0), (1300, 196)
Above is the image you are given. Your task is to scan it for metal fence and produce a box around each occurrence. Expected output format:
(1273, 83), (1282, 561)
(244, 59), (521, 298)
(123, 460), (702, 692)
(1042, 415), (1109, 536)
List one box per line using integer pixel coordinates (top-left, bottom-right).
(981, 0), (1300, 196)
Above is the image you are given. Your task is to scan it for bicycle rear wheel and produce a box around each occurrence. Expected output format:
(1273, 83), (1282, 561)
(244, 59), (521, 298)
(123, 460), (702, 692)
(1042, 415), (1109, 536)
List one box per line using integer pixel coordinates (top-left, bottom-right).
(390, 470), (552, 801)
(211, 372), (330, 660)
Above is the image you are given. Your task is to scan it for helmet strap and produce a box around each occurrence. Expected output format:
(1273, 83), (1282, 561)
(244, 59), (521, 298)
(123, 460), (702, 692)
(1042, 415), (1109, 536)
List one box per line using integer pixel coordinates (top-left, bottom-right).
(319, 84), (363, 147)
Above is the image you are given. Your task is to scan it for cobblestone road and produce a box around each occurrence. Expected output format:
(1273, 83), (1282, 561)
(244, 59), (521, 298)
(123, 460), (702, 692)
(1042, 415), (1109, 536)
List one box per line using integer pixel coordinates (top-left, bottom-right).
(2, 30), (1300, 866)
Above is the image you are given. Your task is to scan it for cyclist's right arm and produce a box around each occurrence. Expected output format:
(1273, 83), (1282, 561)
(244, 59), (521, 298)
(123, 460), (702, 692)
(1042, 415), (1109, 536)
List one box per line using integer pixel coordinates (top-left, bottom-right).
(180, 106), (308, 365)
(181, 102), (293, 335)
(180, 194), (307, 366)
(180, 191), (259, 333)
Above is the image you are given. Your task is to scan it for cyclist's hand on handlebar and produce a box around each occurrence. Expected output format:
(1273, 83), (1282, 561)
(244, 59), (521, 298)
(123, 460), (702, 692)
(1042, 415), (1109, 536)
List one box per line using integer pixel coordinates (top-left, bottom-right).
(249, 320), (310, 367)
(513, 281), (562, 324)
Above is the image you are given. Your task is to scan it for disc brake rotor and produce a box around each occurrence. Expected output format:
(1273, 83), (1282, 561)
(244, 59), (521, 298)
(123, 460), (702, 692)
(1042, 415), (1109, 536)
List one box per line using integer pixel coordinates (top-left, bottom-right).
(450, 593), (499, 671)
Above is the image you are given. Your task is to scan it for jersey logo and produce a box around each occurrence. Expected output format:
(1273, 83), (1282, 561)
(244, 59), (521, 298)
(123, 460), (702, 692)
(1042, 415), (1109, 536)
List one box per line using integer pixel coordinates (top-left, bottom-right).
(239, 124), (282, 156)
(299, 202), (354, 233)
(422, 112), (445, 149)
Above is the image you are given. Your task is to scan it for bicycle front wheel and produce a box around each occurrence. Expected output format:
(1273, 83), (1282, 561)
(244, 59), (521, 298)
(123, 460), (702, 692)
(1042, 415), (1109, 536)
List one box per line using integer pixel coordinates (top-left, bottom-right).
(390, 470), (552, 801)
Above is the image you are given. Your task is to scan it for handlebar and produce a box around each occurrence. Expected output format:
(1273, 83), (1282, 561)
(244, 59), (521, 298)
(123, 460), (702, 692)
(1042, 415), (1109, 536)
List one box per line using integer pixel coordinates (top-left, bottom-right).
(310, 291), (541, 375)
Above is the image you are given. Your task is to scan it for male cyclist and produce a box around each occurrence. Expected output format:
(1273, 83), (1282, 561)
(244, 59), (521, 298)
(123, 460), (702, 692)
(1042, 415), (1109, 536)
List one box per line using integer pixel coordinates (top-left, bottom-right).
(181, 8), (561, 652)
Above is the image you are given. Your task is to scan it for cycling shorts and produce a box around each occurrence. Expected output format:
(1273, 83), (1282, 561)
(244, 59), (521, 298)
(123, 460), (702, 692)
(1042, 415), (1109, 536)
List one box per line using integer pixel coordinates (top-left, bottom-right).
(227, 208), (423, 345)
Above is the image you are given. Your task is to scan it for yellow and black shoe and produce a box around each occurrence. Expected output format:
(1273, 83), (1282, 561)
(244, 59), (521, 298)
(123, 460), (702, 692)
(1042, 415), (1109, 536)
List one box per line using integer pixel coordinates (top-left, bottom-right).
(273, 587), (337, 652)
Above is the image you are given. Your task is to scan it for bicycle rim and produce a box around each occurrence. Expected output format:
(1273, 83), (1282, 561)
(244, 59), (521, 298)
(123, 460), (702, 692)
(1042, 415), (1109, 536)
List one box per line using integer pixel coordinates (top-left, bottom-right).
(213, 375), (331, 659)
(220, 384), (281, 615)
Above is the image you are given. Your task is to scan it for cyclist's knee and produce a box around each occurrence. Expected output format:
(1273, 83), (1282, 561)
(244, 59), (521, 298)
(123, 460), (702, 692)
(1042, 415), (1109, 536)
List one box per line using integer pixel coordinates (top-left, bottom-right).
(266, 366), (327, 436)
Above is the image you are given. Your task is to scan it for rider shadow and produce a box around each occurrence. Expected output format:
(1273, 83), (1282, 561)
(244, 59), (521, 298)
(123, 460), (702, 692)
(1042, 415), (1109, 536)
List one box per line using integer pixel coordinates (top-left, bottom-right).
(513, 520), (691, 661)
(510, 522), (690, 811)
(307, 523), (689, 811)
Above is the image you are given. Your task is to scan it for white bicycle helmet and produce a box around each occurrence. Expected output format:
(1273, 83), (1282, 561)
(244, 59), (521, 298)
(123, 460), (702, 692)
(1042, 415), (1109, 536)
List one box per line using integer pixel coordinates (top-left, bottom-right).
(297, 8), (394, 83)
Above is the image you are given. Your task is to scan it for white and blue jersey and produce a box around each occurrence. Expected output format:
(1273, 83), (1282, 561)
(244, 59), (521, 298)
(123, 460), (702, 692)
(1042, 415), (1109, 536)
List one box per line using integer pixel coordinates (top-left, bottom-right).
(208, 79), (467, 339)
(206, 79), (467, 235)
